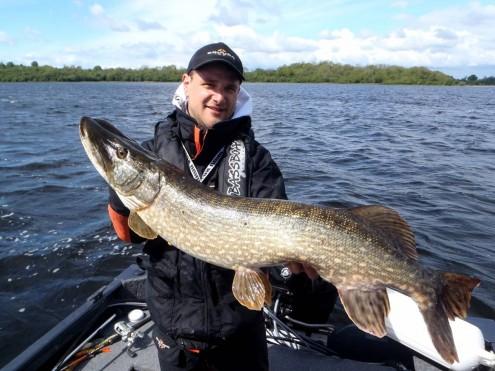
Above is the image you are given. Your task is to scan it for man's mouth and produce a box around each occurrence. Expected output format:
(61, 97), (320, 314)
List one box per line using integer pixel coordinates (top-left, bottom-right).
(207, 106), (225, 114)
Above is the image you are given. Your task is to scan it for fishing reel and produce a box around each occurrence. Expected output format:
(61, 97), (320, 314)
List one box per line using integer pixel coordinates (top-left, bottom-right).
(113, 309), (150, 357)
(268, 266), (338, 330)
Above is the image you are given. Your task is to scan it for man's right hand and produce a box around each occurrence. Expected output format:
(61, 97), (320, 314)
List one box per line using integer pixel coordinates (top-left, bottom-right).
(286, 262), (319, 280)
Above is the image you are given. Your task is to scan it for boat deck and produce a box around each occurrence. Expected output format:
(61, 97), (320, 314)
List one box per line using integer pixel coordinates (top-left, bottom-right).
(77, 317), (159, 371)
(75, 315), (401, 371)
(7, 264), (493, 371)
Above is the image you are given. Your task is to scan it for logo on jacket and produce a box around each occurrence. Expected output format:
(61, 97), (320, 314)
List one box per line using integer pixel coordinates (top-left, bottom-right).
(226, 140), (245, 196)
(155, 336), (170, 350)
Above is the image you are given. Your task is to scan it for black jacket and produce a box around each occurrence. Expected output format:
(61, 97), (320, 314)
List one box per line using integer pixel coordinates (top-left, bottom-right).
(109, 108), (287, 347)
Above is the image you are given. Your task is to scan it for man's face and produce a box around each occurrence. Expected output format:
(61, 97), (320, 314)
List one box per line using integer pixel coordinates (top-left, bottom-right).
(182, 62), (241, 129)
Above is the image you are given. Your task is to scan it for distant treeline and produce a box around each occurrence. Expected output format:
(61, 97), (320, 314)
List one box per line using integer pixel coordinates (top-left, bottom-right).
(247, 63), (458, 85)
(457, 74), (495, 85)
(0, 61), (494, 85)
(0, 62), (183, 82)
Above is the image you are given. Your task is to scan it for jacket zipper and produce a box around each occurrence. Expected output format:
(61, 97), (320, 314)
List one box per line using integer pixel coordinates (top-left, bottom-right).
(201, 261), (209, 343)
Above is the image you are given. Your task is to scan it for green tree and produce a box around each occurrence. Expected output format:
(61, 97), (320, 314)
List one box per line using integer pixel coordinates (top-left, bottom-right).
(0, 61), (481, 85)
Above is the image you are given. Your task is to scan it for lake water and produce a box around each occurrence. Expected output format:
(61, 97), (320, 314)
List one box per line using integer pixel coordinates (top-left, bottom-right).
(0, 82), (494, 366)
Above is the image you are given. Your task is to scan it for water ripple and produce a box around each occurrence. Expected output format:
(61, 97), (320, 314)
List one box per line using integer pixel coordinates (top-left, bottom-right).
(1, 82), (494, 366)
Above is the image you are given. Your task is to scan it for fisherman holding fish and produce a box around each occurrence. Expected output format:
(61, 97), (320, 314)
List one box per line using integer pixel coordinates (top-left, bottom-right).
(106, 42), (331, 371)
(81, 39), (481, 370)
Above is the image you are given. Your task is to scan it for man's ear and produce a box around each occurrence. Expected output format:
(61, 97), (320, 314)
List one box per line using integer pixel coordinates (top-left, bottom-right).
(182, 73), (191, 92)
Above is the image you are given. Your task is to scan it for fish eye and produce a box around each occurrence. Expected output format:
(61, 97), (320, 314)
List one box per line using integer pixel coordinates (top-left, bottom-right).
(116, 147), (128, 159)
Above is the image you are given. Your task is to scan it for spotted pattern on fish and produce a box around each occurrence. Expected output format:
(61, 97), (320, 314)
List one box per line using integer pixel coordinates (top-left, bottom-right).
(80, 116), (480, 365)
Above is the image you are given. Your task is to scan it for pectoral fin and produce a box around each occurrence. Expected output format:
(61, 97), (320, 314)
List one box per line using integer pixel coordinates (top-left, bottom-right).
(232, 267), (272, 311)
(128, 212), (158, 239)
(338, 287), (390, 337)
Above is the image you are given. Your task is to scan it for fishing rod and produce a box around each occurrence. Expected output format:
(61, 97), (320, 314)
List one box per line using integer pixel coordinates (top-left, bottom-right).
(52, 314), (117, 371)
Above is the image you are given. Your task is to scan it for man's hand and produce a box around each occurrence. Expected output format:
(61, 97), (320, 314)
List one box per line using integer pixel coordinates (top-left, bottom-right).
(286, 262), (319, 280)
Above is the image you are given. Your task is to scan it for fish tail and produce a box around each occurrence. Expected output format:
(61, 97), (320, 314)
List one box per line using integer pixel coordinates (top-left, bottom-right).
(440, 272), (480, 319)
(421, 295), (458, 363)
(420, 272), (479, 364)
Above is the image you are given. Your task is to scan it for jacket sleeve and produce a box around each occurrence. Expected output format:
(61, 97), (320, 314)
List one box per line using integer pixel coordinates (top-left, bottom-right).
(249, 142), (287, 200)
(107, 139), (154, 243)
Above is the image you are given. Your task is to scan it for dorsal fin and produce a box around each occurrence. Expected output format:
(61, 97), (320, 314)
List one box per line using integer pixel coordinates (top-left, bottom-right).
(349, 205), (417, 260)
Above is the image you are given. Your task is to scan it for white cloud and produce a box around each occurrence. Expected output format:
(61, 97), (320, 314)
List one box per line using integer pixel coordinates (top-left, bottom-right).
(135, 19), (166, 31)
(237, 2), (495, 72)
(418, 1), (495, 29)
(87, 3), (132, 32)
(90, 3), (104, 16)
(381, 27), (459, 52)
(109, 22), (131, 32)
(391, 0), (408, 8)
(8, 0), (493, 77)
(313, 25), (494, 70)
(0, 30), (17, 46)
(0, 31), (11, 44)
(23, 27), (42, 41)
(434, 28), (458, 41)
(209, 1), (250, 26)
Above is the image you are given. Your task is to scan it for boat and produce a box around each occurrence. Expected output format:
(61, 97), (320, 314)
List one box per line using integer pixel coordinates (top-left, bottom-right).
(3, 264), (495, 371)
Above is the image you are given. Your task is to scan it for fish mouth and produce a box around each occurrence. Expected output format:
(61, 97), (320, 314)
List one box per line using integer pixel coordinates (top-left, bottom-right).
(80, 116), (128, 139)
(80, 116), (159, 161)
(79, 117), (123, 181)
(80, 117), (141, 189)
(80, 116), (128, 163)
(81, 119), (123, 185)
(80, 116), (153, 170)
(80, 116), (161, 202)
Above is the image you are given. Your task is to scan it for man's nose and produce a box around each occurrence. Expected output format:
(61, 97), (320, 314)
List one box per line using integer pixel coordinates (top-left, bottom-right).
(211, 89), (226, 104)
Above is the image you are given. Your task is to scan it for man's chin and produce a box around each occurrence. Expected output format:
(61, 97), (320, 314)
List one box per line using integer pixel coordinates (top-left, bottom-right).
(202, 116), (227, 129)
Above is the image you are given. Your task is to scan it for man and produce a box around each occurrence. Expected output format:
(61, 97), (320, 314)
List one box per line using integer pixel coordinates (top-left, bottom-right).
(108, 42), (288, 370)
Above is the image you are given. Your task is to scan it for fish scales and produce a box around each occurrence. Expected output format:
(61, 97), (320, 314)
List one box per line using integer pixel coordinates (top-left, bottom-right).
(79, 116), (480, 364)
(138, 170), (426, 294)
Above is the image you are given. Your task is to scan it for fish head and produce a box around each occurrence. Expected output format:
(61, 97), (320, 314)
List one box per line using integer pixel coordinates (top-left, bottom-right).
(79, 116), (161, 211)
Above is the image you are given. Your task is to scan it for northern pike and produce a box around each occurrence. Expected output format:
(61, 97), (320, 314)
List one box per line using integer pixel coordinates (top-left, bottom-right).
(79, 116), (479, 364)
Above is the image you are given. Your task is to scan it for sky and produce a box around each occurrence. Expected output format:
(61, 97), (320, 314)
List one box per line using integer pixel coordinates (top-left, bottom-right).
(1, 0), (494, 78)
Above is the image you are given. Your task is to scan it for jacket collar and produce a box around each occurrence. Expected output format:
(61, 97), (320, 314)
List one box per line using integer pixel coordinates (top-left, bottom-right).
(170, 109), (251, 140)
(165, 83), (253, 163)
(171, 82), (253, 120)
(165, 107), (251, 165)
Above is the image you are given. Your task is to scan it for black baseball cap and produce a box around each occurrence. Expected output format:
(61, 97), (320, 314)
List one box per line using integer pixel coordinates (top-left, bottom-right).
(187, 42), (244, 81)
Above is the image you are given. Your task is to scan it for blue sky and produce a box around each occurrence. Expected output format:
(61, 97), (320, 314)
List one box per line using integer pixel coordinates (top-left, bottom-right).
(1, 0), (494, 78)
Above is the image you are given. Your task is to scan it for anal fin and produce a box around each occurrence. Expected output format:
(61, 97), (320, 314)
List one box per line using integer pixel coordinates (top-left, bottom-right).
(338, 288), (390, 337)
(232, 267), (272, 311)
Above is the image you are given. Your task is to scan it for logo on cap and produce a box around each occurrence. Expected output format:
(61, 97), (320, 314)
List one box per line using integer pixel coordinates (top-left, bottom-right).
(207, 48), (236, 61)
